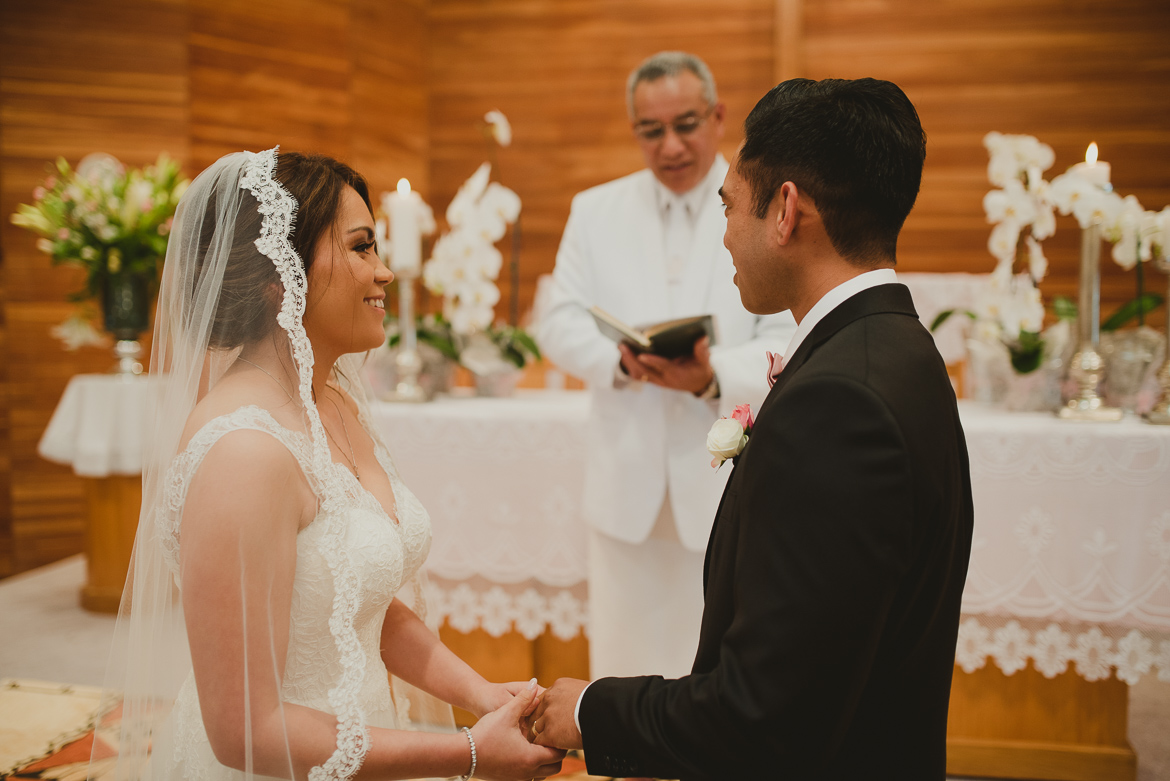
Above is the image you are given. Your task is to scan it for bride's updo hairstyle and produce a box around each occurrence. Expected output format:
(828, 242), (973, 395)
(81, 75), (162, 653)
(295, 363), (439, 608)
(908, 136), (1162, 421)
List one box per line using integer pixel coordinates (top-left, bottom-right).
(203, 151), (373, 349)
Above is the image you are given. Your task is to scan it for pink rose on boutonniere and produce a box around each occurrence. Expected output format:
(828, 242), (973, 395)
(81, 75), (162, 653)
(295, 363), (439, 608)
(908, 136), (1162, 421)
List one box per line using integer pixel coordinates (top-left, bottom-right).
(707, 404), (754, 469)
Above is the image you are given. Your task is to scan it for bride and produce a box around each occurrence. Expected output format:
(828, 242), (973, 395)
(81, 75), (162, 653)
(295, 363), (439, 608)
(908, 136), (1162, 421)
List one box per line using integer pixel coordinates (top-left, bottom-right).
(95, 148), (564, 781)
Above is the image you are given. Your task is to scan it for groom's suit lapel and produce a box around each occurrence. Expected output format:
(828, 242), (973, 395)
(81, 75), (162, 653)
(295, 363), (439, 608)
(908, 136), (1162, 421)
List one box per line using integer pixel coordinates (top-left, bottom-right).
(701, 283), (919, 593)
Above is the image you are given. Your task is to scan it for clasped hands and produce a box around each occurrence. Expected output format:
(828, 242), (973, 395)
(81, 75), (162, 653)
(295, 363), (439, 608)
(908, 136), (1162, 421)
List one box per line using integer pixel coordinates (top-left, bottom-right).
(477, 677), (588, 751)
(620, 336), (713, 395)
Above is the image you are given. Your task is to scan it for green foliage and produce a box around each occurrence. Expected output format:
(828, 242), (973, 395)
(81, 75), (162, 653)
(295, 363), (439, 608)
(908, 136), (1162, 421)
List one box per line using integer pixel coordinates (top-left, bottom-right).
(1101, 293), (1165, 332)
(1008, 331), (1044, 374)
(930, 308), (977, 332)
(387, 313), (461, 361)
(486, 323), (542, 369)
(1052, 296), (1078, 322)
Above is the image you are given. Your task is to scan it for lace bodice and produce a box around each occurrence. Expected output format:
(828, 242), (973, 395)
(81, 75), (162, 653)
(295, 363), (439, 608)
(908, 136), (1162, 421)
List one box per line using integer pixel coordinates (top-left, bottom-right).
(156, 405), (433, 781)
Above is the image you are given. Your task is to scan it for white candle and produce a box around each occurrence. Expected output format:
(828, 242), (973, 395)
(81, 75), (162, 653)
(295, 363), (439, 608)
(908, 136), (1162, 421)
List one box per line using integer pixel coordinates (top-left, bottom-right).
(1070, 142), (1111, 189)
(386, 178), (422, 275)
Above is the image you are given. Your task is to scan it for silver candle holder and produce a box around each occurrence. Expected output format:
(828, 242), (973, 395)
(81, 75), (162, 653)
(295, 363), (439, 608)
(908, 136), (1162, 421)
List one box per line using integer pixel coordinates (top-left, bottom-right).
(1145, 256), (1170, 425)
(1059, 219), (1123, 421)
(386, 268), (428, 403)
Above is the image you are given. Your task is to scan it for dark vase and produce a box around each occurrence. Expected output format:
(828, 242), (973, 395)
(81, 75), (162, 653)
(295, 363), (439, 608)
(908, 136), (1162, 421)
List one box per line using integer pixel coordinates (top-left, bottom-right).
(102, 273), (150, 341)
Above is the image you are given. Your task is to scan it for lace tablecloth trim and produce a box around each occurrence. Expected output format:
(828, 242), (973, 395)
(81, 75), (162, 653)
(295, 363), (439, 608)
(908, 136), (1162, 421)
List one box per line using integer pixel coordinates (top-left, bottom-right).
(956, 614), (1170, 684)
(426, 579), (588, 641)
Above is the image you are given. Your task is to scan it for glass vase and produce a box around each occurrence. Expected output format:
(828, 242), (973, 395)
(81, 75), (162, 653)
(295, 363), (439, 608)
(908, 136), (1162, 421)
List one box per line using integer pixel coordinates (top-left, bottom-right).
(1100, 326), (1166, 413)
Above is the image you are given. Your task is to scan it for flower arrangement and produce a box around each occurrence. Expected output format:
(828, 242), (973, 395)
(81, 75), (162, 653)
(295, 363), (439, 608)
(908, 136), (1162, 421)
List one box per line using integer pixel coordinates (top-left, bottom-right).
(422, 161), (520, 335)
(707, 404), (754, 469)
(972, 133), (1063, 374)
(10, 152), (188, 349)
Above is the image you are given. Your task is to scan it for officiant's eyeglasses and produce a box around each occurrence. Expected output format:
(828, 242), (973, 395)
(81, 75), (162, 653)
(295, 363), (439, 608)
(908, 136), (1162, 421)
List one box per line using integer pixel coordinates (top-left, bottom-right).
(633, 107), (715, 142)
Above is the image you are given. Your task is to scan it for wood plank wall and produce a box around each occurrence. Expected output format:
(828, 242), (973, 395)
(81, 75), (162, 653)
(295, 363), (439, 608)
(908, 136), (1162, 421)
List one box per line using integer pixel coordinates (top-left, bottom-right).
(0, 0), (428, 577)
(1, 0), (1168, 577)
(800, 0), (1170, 322)
(0, 0), (189, 578)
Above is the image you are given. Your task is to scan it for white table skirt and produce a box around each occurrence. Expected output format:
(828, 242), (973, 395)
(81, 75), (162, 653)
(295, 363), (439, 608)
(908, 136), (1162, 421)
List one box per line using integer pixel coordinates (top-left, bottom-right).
(38, 374), (150, 477)
(370, 390), (591, 641)
(369, 393), (1170, 683)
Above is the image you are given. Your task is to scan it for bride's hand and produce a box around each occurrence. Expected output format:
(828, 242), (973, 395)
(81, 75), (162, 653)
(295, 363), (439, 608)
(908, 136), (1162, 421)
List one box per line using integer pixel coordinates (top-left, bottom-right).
(470, 679), (546, 718)
(471, 682), (565, 781)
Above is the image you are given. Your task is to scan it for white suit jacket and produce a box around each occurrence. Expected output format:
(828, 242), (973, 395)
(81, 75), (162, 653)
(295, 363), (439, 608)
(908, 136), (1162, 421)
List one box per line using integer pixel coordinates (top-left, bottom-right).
(536, 157), (796, 551)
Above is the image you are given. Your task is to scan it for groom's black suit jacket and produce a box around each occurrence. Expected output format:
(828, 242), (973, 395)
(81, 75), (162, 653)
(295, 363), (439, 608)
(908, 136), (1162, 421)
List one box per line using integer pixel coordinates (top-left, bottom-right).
(579, 283), (973, 780)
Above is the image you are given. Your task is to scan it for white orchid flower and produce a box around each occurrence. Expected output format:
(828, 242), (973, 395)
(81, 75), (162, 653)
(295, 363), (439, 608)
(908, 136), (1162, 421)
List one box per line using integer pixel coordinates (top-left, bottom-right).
(482, 182), (521, 223)
(446, 299), (495, 335)
(1026, 236), (1048, 281)
(988, 220), (1022, 266)
(1110, 197), (1143, 270)
(1047, 172), (1095, 217)
(1030, 201), (1056, 241)
(1138, 209), (1159, 263)
(987, 152), (1020, 189)
(446, 163), (493, 227)
(1072, 187), (1123, 231)
(51, 312), (109, 351)
(460, 278), (501, 309)
(984, 181), (1037, 226)
(1017, 135), (1055, 172)
(484, 110), (512, 147)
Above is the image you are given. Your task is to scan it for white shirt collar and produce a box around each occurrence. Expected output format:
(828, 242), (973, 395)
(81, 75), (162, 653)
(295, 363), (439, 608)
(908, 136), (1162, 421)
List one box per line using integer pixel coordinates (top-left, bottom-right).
(782, 268), (899, 364)
(652, 154), (726, 222)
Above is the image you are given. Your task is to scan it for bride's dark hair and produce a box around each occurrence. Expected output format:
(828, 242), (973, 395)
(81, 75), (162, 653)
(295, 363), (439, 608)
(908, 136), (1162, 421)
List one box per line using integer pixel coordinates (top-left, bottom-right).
(204, 151), (372, 349)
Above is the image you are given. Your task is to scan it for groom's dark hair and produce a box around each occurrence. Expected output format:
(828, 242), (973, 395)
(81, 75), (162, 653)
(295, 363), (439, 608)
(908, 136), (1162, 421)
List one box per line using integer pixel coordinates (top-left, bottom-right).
(737, 77), (926, 265)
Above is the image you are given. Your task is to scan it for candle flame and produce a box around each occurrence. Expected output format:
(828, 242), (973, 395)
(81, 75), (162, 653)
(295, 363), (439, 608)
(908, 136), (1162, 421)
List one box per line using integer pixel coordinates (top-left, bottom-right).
(397, 178), (411, 195)
(1086, 142), (1098, 165)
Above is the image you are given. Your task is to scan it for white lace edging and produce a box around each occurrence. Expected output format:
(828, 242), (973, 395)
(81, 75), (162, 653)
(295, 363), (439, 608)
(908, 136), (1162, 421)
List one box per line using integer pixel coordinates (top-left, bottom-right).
(426, 581), (588, 641)
(239, 148), (369, 781)
(956, 615), (1170, 685)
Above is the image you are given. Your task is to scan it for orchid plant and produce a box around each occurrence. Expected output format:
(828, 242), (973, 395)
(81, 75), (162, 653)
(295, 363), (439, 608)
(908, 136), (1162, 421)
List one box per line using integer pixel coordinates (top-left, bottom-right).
(937, 133), (1170, 374)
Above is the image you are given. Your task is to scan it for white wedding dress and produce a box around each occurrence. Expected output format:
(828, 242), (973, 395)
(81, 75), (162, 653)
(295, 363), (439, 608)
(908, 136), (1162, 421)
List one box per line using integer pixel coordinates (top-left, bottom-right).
(151, 404), (433, 781)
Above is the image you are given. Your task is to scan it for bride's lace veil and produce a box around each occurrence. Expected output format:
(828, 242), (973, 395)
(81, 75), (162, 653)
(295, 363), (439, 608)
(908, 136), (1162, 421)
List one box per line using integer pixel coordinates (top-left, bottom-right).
(91, 148), (454, 781)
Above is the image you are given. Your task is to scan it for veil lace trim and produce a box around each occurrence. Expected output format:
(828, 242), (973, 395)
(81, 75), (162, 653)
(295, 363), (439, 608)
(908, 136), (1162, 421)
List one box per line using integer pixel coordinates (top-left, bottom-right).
(236, 149), (371, 781)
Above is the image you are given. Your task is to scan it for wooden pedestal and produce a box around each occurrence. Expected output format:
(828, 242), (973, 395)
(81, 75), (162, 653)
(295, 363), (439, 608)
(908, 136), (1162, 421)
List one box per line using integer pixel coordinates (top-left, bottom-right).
(947, 663), (1136, 781)
(80, 475), (142, 613)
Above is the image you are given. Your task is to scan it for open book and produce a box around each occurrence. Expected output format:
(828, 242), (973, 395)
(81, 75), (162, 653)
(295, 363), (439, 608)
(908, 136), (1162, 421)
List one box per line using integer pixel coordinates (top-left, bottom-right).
(589, 306), (717, 359)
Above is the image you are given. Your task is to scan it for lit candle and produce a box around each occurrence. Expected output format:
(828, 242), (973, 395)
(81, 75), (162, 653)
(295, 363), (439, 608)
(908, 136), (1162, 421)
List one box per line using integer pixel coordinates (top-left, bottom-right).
(1070, 142), (1111, 189)
(382, 178), (435, 276)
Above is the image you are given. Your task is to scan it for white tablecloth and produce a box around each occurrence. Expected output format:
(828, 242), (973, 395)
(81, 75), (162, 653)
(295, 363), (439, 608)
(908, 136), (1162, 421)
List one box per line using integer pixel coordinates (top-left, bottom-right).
(365, 393), (1170, 684)
(370, 390), (591, 640)
(38, 374), (150, 477)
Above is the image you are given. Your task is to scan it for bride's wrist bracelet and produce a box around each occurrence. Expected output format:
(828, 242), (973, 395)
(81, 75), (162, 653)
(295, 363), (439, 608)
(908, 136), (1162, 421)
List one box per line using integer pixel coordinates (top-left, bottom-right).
(459, 726), (477, 780)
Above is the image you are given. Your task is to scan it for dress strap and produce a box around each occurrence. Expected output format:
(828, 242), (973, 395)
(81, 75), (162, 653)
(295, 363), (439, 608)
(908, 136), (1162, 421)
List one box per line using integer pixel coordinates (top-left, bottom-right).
(158, 406), (317, 575)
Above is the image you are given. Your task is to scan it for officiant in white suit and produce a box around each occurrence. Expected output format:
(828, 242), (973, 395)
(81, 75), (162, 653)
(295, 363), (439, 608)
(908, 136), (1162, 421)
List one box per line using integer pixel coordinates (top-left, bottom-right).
(536, 52), (796, 679)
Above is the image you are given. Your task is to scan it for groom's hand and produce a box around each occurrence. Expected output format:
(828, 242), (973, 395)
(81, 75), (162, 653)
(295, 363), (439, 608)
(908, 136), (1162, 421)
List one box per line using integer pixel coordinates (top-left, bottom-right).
(529, 677), (587, 750)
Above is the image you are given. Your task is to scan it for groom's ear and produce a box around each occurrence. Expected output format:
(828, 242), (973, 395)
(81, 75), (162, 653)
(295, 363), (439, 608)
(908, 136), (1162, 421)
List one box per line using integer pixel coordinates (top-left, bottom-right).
(773, 182), (800, 247)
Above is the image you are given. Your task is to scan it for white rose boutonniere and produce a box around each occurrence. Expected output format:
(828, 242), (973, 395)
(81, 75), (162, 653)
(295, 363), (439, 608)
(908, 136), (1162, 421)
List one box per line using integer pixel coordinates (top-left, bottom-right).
(707, 404), (754, 469)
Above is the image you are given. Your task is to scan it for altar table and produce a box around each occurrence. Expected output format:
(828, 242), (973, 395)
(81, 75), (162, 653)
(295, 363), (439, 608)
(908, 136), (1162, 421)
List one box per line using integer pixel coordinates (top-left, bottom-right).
(372, 392), (1170, 778)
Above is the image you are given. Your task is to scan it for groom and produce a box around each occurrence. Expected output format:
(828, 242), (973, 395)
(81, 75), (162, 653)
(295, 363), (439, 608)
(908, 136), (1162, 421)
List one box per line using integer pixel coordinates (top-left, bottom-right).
(529, 77), (974, 779)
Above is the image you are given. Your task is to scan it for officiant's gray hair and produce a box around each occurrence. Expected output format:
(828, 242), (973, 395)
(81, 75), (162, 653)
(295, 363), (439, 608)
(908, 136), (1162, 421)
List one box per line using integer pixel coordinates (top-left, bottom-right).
(626, 51), (718, 116)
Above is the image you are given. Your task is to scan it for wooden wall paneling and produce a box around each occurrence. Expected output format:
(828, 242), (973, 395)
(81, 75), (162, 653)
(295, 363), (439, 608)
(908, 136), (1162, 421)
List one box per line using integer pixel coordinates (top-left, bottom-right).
(188, 0), (352, 172)
(801, 0), (1170, 326)
(0, 0), (188, 576)
(349, 0), (430, 201)
(429, 0), (777, 320)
